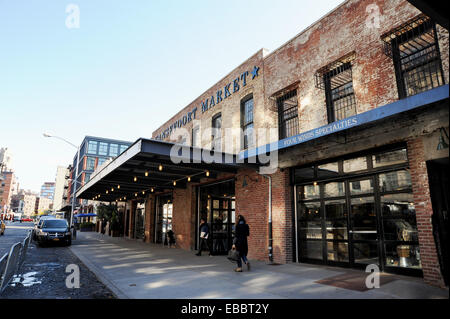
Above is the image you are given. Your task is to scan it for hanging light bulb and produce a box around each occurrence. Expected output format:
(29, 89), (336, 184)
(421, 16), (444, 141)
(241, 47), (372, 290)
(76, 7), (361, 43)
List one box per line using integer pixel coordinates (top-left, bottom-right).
(187, 176), (191, 182)
(206, 170), (210, 177)
(142, 191), (145, 195)
(117, 185), (120, 189)
(145, 171), (149, 177)
(111, 188), (114, 192)
(134, 176), (137, 182)
(173, 181), (177, 186)
(151, 188), (154, 192)
(159, 164), (163, 171)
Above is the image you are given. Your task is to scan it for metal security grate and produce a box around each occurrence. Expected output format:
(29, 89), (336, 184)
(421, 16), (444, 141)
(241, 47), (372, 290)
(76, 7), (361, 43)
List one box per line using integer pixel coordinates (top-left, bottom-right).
(315, 53), (357, 123)
(277, 90), (299, 139)
(315, 52), (355, 90)
(382, 14), (445, 98)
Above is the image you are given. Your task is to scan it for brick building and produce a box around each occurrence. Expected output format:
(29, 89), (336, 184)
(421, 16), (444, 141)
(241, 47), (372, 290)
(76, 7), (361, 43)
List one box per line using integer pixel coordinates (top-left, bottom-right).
(76, 0), (449, 287)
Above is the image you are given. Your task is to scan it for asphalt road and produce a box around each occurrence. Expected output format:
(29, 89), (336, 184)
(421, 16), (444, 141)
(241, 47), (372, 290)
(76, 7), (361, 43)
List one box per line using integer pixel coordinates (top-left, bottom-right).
(1, 221), (116, 299)
(0, 221), (33, 257)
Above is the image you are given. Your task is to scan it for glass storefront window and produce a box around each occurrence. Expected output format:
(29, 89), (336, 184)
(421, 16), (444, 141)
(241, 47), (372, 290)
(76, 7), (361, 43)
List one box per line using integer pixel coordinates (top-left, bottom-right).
(327, 242), (349, 262)
(353, 242), (379, 265)
(298, 202), (321, 220)
(326, 220), (348, 240)
(351, 197), (377, 240)
(324, 182), (345, 197)
(300, 241), (323, 260)
(343, 156), (367, 173)
(381, 193), (418, 238)
(298, 184), (320, 200)
(325, 199), (347, 219)
(349, 179), (373, 195)
(385, 243), (421, 269)
(318, 162), (339, 179)
(379, 170), (412, 192)
(295, 146), (421, 275)
(373, 149), (408, 168)
(299, 221), (322, 240)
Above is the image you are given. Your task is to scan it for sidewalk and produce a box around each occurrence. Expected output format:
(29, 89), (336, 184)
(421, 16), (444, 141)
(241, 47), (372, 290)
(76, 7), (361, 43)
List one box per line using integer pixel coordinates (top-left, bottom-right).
(69, 232), (449, 299)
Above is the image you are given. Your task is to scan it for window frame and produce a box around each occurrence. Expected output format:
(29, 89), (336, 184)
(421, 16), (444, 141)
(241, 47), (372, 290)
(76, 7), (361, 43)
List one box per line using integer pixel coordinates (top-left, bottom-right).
(211, 113), (222, 151)
(277, 89), (299, 140)
(241, 94), (254, 150)
(324, 62), (357, 123)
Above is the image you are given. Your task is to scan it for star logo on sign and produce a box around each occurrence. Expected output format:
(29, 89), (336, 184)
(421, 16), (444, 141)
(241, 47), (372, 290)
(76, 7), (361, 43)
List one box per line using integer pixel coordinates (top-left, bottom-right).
(251, 66), (260, 79)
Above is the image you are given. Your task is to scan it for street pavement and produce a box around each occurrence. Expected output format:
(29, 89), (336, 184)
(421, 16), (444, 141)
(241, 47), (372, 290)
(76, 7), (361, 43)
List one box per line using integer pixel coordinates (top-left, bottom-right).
(0, 221), (33, 257)
(0, 221), (115, 299)
(70, 232), (449, 299)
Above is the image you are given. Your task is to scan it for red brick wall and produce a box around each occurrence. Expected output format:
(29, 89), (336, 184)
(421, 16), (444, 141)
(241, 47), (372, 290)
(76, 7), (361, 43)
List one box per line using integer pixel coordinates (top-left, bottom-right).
(172, 187), (195, 250)
(235, 168), (293, 264)
(271, 169), (293, 264)
(407, 137), (446, 287)
(235, 169), (269, 261)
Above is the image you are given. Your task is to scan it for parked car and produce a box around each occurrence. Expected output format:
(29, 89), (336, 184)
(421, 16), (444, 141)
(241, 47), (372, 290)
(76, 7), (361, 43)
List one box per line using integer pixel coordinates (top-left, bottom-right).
(0, 220), (5, 235)
(21, 217), (33, 222)
(35, 218), (72, 246)
(32, 216), (57, 240)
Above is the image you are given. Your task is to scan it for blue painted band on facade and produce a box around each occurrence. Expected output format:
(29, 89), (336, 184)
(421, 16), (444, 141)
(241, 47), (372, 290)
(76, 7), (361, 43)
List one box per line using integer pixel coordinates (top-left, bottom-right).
(239, 84), (449, 160)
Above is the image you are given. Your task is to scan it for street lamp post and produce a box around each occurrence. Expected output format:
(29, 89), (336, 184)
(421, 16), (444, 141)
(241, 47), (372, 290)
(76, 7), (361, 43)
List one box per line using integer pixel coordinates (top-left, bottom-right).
(43, 133), (80, 239)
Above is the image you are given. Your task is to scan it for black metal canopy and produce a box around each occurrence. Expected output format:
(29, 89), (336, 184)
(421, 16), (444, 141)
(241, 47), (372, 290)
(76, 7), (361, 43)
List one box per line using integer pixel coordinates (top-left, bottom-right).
(76, 138), (257, 202)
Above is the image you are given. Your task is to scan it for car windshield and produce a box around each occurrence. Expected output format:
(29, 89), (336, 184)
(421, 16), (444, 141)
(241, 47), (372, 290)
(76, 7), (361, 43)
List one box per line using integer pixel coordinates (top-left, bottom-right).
(43, 220), (68, 228)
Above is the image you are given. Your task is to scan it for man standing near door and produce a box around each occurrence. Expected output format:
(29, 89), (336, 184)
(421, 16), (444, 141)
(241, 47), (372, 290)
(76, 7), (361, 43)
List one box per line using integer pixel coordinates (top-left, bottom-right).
(196, 218), (211, 256)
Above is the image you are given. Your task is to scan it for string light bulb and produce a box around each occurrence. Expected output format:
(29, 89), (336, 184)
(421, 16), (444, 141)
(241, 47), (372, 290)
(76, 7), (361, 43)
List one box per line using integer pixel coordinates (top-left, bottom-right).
(206, 170), (210, 177)
(145, 171), (148, 177)
(158, 164), (163, 171)
(187, 176), (191, 182)
(134, 176), (137, 182)
(173, 181), (177, 186)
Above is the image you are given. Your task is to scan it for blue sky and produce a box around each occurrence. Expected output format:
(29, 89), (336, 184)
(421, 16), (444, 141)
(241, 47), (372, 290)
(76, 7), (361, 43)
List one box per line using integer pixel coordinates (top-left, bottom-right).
(0, 0), (342, 192)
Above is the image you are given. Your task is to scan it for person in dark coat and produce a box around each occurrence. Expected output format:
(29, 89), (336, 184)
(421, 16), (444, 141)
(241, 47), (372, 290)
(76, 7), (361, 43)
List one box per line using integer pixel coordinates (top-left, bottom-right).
(232, 215), (250, 272)
(196, 218), (211, 256)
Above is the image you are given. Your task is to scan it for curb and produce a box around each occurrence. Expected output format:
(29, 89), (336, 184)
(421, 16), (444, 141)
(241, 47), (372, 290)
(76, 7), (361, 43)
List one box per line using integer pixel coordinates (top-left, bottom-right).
(69, 245), (129, 299)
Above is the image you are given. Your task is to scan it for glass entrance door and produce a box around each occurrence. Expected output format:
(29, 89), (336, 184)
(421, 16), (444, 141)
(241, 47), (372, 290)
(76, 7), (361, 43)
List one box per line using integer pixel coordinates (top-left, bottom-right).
(155, 194), (172, 244)
(134, 202), (146, 240)
(347, 178), (379, 268)
(210, 197), (235, 255)
(198, 180), (236, 255)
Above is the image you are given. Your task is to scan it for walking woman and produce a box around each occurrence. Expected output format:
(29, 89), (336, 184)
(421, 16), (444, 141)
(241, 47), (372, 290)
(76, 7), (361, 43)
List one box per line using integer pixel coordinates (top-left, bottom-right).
(232, 215), (250, 272)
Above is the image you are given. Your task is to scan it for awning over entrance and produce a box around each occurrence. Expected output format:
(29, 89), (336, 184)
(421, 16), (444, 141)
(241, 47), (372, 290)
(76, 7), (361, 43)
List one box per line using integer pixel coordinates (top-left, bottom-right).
(76, 138), (256, 202)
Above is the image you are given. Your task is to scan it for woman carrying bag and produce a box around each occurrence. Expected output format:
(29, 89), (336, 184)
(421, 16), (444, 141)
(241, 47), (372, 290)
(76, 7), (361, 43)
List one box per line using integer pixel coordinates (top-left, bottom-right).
(232, 215), (250, 272)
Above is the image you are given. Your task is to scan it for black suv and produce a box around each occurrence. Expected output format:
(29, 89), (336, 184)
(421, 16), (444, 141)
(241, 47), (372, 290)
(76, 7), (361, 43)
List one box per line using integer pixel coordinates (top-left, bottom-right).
(35, 218), (72, 246)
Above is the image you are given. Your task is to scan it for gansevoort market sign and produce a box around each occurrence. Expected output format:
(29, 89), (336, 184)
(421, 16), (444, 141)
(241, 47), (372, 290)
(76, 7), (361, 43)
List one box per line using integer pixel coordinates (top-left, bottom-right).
(155, 66), (260, 141)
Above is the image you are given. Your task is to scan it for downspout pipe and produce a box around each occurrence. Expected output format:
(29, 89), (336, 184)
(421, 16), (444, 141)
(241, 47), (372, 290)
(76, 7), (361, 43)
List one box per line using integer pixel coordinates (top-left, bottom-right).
(260, 174), (273, 264)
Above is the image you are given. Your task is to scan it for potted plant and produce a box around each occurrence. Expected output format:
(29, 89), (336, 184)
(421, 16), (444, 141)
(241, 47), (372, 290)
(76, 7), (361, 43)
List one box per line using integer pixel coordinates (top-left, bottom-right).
(96, 203), (121, 237)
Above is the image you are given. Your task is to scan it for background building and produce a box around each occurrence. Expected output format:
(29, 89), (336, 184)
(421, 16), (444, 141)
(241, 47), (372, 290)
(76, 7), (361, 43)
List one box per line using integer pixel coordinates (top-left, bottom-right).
(66, 136), (132, 211)
(40, 182), (55, 201)
(53, 165), (70, 211)
(0, 147), (13, 172)
(0, 171), (16, 218)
